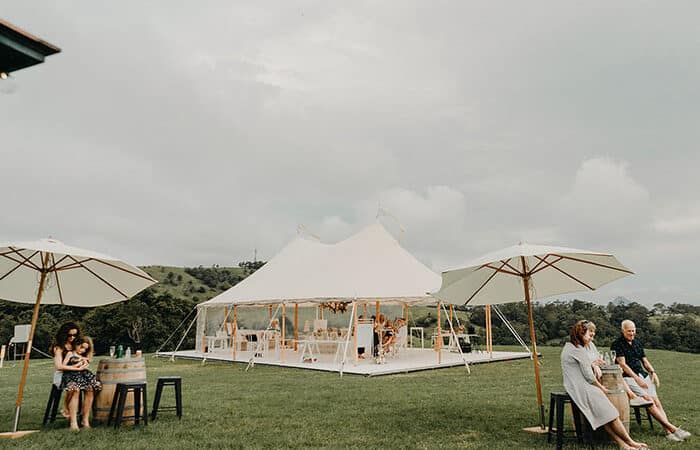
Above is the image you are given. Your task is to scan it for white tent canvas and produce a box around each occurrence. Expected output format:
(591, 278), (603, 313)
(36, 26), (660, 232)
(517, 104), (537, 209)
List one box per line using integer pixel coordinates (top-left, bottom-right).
(201, 223), (441, 307)
(195, 223), (441, 352)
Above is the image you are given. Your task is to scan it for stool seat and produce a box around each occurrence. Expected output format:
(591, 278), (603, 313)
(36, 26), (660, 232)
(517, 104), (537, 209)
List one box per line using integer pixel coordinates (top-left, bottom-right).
(108, 382), (148, 429)
(631, 402), (654, 429)
(151, 376), (182, 420)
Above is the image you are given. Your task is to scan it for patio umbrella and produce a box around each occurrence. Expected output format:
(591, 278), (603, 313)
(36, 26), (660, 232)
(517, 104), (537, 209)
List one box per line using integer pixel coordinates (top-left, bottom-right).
(0, 238), (157, 436)
(432, 243), (633, 429)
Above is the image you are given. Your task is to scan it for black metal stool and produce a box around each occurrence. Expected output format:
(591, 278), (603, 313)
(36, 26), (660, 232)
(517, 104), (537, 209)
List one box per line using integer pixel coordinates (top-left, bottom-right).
(547, 392), (593, 449)
(108, 382), (148, 428)
(631, 403), (654, 429)
(42, 384), (83, 426)
(151, 376), (182, 420)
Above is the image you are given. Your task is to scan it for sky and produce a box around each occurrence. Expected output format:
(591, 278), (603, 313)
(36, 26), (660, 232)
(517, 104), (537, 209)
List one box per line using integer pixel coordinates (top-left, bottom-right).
(2, 2), (699, 306)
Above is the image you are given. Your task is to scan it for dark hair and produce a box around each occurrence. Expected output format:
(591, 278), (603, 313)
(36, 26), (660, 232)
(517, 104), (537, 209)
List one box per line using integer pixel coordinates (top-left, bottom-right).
(52, 321), (81, 351)
(569, 320), (588, 347)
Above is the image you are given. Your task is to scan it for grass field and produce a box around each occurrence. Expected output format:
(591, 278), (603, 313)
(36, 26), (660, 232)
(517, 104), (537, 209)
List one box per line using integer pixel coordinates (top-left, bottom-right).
(1, 346), (697, 449)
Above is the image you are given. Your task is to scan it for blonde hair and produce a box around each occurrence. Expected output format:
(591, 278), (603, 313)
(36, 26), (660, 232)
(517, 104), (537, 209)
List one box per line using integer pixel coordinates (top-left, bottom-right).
(77, 335), (95, 360)
(586, 321), (596, 331)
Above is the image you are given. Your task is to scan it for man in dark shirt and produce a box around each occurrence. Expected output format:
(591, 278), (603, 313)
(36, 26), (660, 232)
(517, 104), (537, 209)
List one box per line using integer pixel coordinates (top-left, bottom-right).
(611, 320), (690, 442)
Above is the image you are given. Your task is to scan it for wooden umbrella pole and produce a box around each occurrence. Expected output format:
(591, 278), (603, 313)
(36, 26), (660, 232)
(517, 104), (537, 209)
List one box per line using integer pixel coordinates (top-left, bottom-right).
(522, 255), (545, 429)
(486, 304), (493, 357)
(437, 302), (442, 364)
(353, 301), (358, 366)
(281, 303), (286, 362)
(12, 252), (50, 433)
(232, 306), (237, 360)
(294, 304), (298, 351)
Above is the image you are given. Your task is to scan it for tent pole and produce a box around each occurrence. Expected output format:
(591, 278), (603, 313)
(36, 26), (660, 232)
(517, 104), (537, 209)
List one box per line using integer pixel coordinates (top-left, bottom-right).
(319, 305), (323, 320)
(404, 304), (409, 349)
(436, 302), (442, 364)
(449, 304), (453, 326)
(353, 301), (358, 366)
(201, 306), (207, 354)
(375, 301), (379, 317)
(521, 256), (545, 429)
(11, 252), (50, 433)
(294, 304), (298, 351)
(232, 306), (238, 361)
(281, 303), (286, 362)
(269, 305), (272, 320)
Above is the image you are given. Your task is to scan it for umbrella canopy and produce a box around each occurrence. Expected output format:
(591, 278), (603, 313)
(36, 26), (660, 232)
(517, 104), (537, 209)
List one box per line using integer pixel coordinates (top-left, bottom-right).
(0, 238), (156, 435)
(435, 243), (633, 306)
(0, 239), (156, 306)
(432, 243), (634, 429)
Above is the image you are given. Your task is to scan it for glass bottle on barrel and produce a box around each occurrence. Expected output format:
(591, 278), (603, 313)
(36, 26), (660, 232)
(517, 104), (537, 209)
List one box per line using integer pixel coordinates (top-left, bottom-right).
(116, 344), (124, 358)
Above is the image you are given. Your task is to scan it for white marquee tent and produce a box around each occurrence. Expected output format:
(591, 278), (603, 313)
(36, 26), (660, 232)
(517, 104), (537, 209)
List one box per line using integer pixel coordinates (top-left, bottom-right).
(195, 223), (442, 352)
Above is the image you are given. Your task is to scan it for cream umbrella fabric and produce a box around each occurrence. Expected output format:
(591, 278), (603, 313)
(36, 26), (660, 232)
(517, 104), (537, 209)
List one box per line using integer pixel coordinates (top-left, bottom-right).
(432, 243), (634, 429)
(0, 238), (156, 435)
(435, 243), (633, 306)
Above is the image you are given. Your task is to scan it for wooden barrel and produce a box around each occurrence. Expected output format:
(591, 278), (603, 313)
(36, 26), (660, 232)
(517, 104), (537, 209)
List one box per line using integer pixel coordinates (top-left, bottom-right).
(94, 357), (146, 423)
(600, 365), (630, 432)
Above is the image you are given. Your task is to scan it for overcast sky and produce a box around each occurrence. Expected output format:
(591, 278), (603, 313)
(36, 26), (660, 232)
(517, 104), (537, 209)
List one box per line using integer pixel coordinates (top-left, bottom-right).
(2, 2), (699, 306)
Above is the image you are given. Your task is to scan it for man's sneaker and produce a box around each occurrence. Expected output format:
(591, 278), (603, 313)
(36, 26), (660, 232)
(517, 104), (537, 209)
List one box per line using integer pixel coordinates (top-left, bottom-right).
(674, 428), (691, 440)
(666, 432), (683, 442)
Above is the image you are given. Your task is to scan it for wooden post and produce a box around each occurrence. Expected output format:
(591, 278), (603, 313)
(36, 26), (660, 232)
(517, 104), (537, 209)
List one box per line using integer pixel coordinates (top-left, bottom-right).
(319, 305), (323, 320)
(201, 306), (207, 354)
(294, 304), (299, 351)
(12, 252), (50, 433)
(281, 303), (286, 362)
(436, 302), (442, 364)
(232, 306), (237, 360)
(363, 303), (368, 317)
(486, 304), (493, 358)
(522, 256), (545, 429)
(375, 301), (379, 317)
(269, 305), (273, 320)
(353, 301), (358, 366)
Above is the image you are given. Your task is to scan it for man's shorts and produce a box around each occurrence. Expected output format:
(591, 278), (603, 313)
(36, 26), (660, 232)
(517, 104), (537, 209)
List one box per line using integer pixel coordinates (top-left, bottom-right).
(624, 374), (657, 398)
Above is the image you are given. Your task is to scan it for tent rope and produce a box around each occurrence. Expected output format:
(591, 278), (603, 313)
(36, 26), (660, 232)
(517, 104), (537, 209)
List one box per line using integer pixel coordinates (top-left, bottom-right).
(440, 303), (470, 374)
(156, 306), (197, 354)
(491, 304), (533, 356)
(171, 309), (200, 362)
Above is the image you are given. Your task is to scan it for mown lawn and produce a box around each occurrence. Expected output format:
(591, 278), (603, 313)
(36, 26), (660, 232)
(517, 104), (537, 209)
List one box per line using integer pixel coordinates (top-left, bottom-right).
(1, 346), (697, 449)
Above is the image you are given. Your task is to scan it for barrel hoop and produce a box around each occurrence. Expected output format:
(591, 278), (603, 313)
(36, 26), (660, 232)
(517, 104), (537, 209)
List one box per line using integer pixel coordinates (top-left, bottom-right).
(99, 378), (147, 385)
(607, 389), (626, 394)
(97, 368), (147, 374)
(95, 405), (137, 412)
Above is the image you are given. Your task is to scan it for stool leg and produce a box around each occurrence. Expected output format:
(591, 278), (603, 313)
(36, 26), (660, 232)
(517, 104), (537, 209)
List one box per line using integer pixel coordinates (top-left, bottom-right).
(115, 387), (127, 429)
(108, 387), (119, 426)
(142, 385), (148, 426)
(556, 398), (565, 450)
(547, 395), (555, 443)
(43, 386), (58, 426)
(634, 406), (641, 426)
(134, 387), (141, 428)
(175, 381), (182, 419)
(646, 407), (653, 430)
(570, 402), (583, 443)
(151, 381), (163, 421)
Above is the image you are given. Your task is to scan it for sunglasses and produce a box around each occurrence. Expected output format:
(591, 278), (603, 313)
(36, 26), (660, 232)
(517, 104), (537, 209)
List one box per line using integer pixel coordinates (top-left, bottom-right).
(68, 332), (78, 337)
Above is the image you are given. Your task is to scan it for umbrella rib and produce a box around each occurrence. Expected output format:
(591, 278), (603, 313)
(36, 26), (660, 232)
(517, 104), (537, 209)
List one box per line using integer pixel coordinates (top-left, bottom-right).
(0, 250), (41, 282)
(50, 253), (65, 305)
(0, 248), (42, 272)
(555, 254), (634, 274)
(66, 255), (129, 299)
(529, 255), (564, 276)
(533, 255), (595, 290)
(466, 259), (512, 303)
(482, 261), (521, 277)
(47, 254), (71, 272)
(55, 257), (155, 283)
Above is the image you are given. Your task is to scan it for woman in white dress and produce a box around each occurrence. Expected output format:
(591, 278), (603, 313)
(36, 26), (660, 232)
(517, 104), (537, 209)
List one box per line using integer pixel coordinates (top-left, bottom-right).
(561, 320), (648, 450)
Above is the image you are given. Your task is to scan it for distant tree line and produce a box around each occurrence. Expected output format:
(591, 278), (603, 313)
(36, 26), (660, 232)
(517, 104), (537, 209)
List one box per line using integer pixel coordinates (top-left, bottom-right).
(463, 300), (700, 353)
